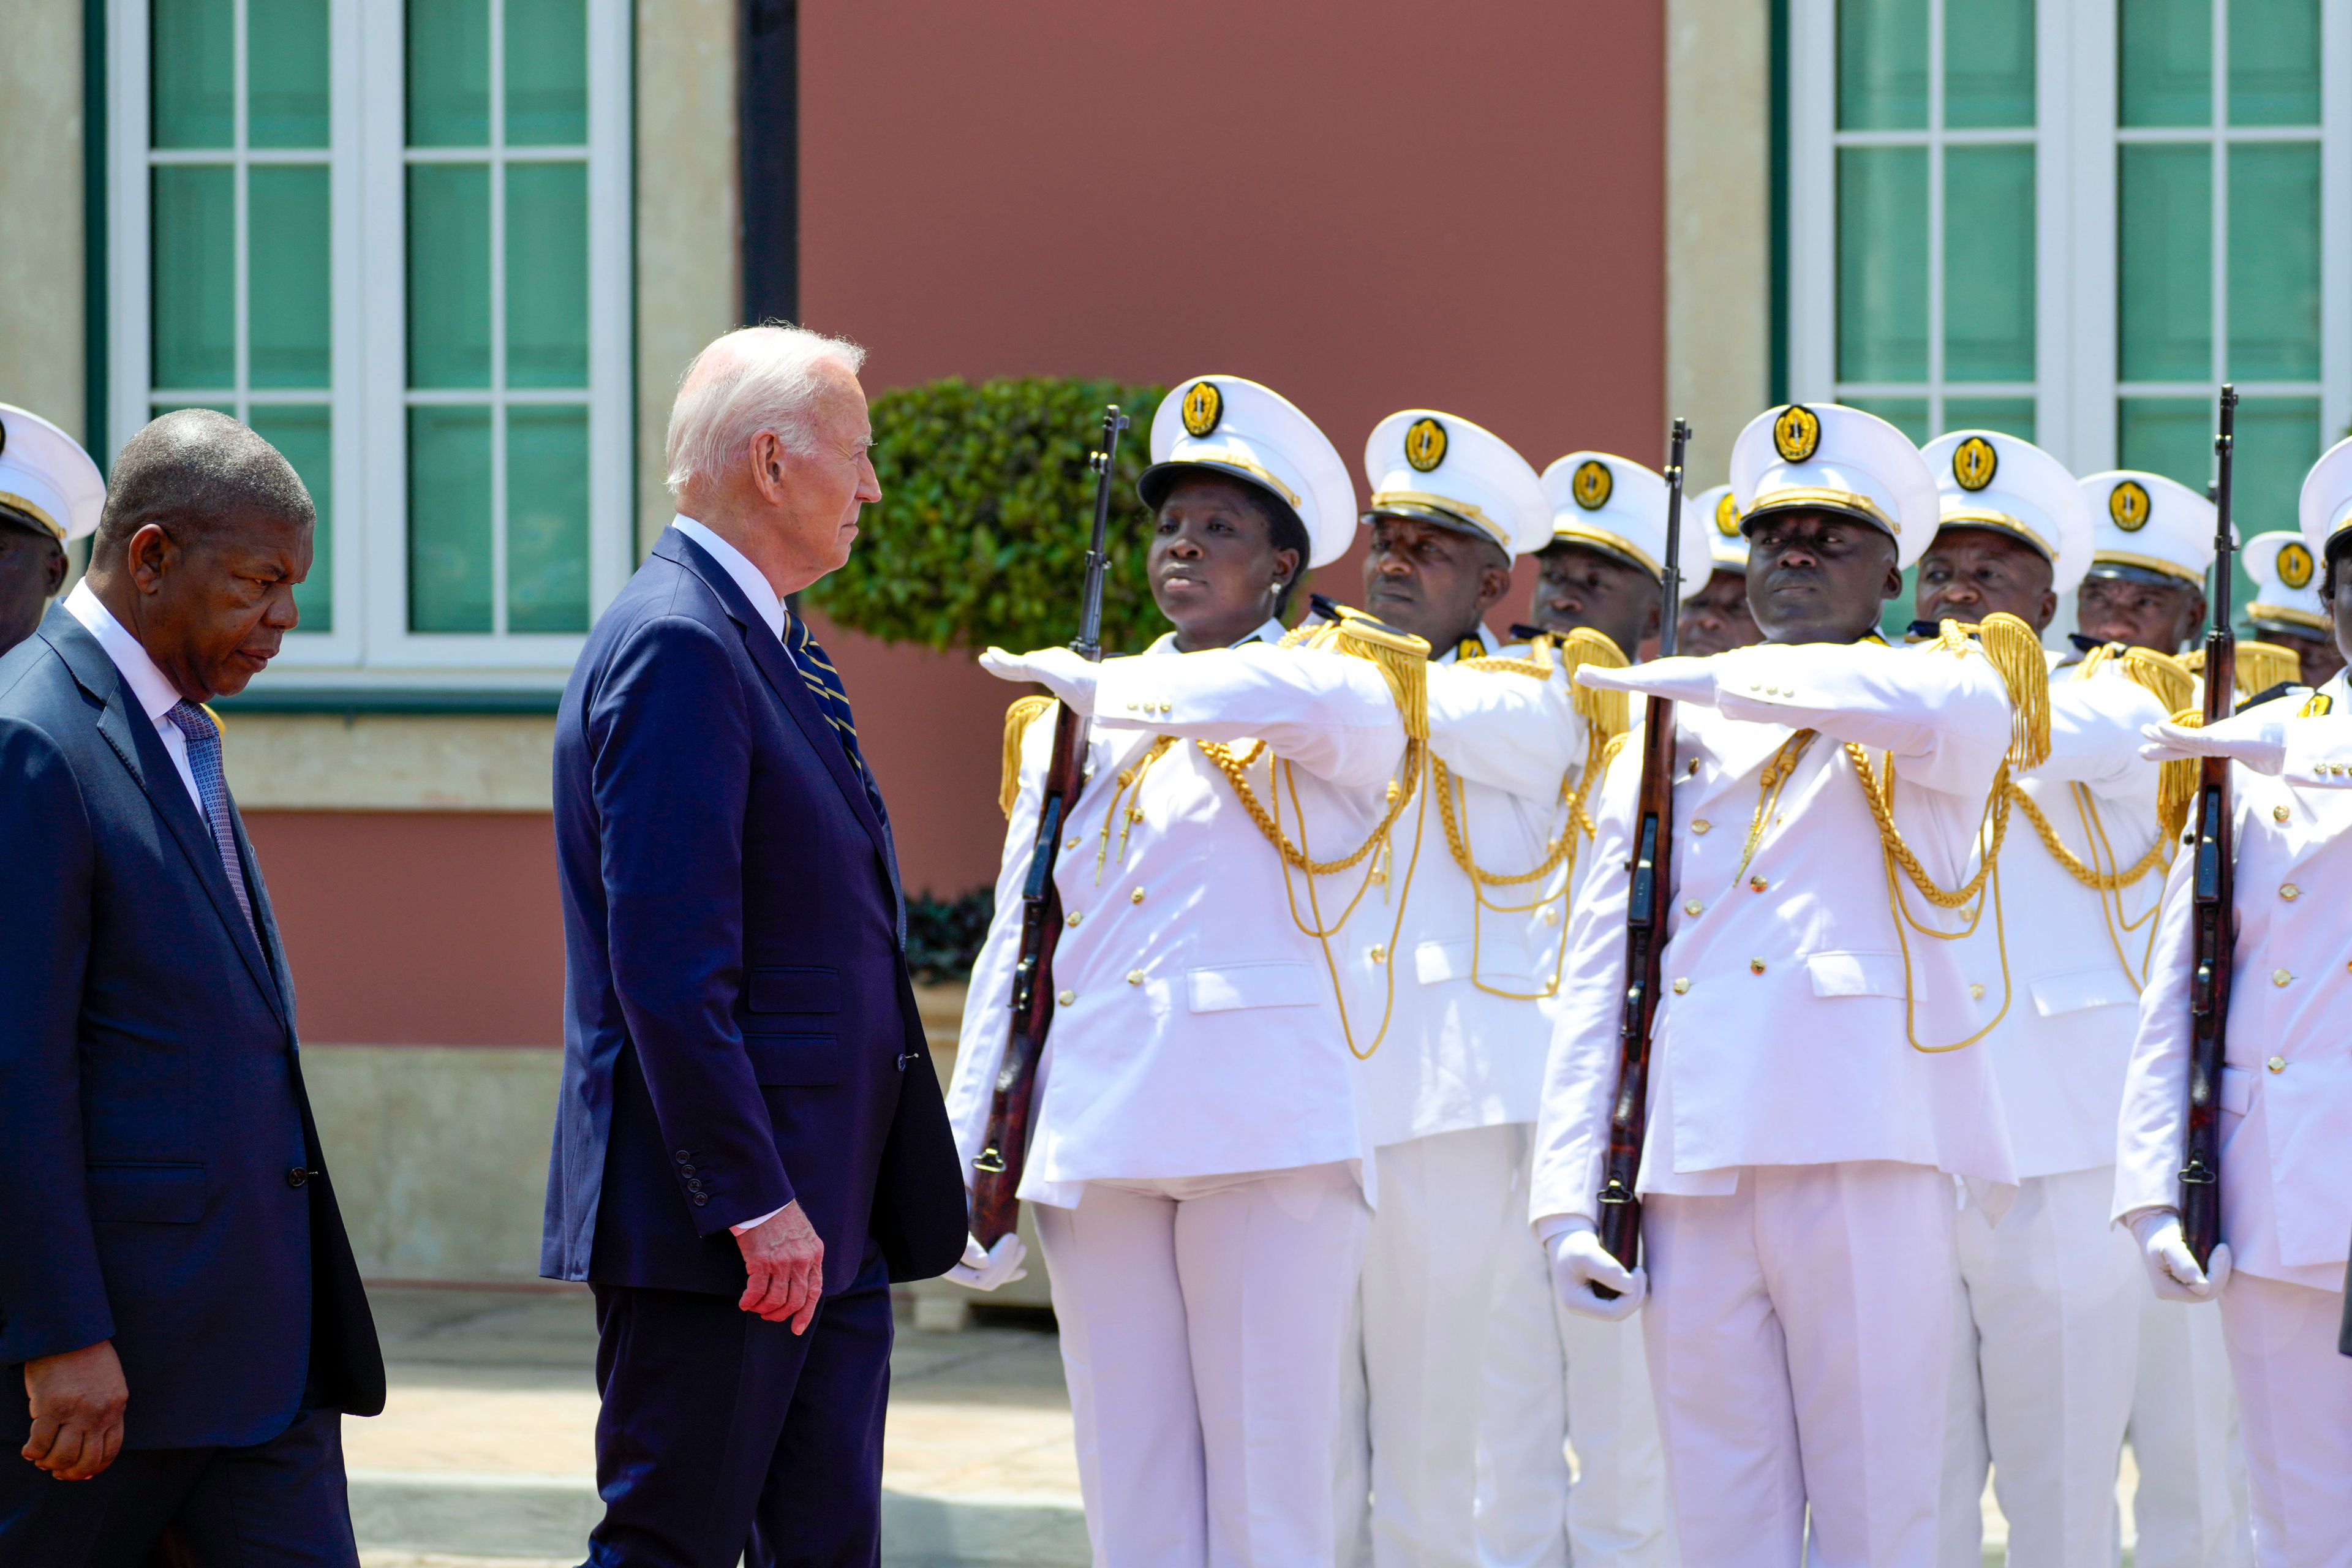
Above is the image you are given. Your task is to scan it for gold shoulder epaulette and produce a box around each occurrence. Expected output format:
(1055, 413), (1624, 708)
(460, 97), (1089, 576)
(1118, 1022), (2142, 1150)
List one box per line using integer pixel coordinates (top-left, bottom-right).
(2117, 647), (2196, 718)
(2236, 641), (2302, 698)
(1947, 612), (2049, 771)
(999, 694), (1057, 818)
(2301, 690), (2335, 718)
(1332, 614), (1431, 741)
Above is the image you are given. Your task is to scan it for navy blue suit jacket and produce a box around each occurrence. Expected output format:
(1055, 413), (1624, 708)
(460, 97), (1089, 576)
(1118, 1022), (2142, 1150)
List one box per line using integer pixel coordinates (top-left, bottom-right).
(541, 530), (963, 1296)
(0, 609), (383, 1450)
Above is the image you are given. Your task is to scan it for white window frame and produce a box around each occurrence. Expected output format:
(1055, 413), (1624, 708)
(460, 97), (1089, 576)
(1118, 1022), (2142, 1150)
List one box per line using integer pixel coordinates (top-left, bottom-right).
(107, 0), (633, 692)
(1789, 0), (2351, 477)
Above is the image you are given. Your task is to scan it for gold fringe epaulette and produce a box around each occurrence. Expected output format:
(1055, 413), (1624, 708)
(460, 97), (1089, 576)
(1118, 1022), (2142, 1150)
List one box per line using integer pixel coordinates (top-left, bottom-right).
(2155, 707), (2203, 845)
(1942, 612), (2049, 771)
(1330, 614), (1431, 741)
(2236, 641), (2302, 698)
(2114, 647), (2196, 718)
(999, 695), (1056, 819)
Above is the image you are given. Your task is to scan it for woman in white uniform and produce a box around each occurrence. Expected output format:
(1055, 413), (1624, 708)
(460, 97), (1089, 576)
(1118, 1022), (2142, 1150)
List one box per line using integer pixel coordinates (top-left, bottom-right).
(947, 375), (1421, 1568)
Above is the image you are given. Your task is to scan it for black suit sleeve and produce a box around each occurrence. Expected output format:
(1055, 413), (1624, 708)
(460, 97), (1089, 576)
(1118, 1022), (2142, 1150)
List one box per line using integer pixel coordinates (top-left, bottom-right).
(0, 718), (112, 1363)
(590, 614), (794, 1234)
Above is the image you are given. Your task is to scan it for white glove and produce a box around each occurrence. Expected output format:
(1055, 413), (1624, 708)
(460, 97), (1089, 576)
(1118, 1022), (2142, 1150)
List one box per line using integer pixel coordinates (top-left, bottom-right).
(945, 1231), (1029, 1292)
(1546, 1218), (1646, 1321)
(1576, 655), (1719, 709)
(979, 646), (1098, 717)
(2132, 1210), (2232, 1303)
(2138, 717), (2288, 775)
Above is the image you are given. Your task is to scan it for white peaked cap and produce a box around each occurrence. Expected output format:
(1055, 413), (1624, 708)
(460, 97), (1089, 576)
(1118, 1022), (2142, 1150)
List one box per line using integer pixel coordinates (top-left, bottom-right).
(1920, 429), (2096, 596)
(2075, 470), (2224, 587)
(0, 403), (105, 546)
(1362, 409), (1551, 559)
(1692, 483), (1750, 574)
(1143, 375), (1357, 568)
(1731, 403), (1940, 570)
(1539, 451), (1709, 600)
(2297, 435), (2352, 572)
(2243, 530), (2328, 636)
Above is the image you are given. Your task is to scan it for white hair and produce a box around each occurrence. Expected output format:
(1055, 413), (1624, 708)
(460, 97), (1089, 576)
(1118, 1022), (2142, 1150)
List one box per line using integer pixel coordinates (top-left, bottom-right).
(663, 323), (869, 498)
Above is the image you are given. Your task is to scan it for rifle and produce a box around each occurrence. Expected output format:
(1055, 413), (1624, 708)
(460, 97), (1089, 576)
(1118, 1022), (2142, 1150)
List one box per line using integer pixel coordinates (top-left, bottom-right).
(1594, 418), (1691, 1293)
(2179, 385), (2238, 1268)
(970, 405), (1131, 1246)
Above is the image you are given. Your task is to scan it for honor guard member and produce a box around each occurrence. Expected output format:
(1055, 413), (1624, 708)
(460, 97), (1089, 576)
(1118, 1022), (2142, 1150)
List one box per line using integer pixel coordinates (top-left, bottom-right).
(1332, 421), (1690, 1568)
(1531, 404), (2033, 1568)
(1676, 484), (1764, 658)
(2116, 434), (2352, 1567)
(1525, 451), (1683, 655)
(1909, 431), (2163, 1568)
(2243, 530), (2344, 691)
(1490, 447), (1705, 1568)
(951, 375), (1408, 1568)
(2071, 470), (2259, 1567)
(0, 404), (105, 655)
(2073, 471), (2217, 657)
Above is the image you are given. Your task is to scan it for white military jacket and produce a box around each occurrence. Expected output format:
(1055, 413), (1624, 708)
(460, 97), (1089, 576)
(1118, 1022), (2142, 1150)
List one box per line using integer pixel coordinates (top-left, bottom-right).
(1961, 656), (2174, 1179)
(2114, 671), (2352, 1290)
(1529, 639), (2022, 1232)
(1340, 628), (1621, 1148)
(947, 625), (1408, 1208)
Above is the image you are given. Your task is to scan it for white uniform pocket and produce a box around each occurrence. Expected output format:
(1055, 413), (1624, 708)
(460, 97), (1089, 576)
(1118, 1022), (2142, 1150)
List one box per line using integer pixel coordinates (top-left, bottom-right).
(1804, 950), (1905, 998)
(1186, 962), (1321, 1013)
(2030, 965), (2138, 1017)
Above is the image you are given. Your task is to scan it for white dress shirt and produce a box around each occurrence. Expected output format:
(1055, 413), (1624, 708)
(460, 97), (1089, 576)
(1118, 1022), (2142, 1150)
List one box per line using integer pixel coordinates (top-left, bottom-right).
(671, 516), (787, 644)
(63, 579), (206, 816)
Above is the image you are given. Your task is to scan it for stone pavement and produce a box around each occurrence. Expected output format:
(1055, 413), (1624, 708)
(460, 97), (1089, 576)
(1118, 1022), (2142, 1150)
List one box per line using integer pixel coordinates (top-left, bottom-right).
(351, 1282), (2150, 1566)
(352, 1283), (1085, 1567)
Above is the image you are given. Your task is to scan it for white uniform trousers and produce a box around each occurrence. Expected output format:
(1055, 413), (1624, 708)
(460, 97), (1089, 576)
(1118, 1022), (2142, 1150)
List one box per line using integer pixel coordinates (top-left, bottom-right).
(1036, 1163), (1370, 1568)
(2217, 1274), (2352, 1568)
(2128, 1292), (2254, 1568)
(1937, 1167), (2141, 1567)
(1476, 1216), (1676, 1567)
(1642, 1161), (1959, 1568)
(1333, 1126), (1524, 1568)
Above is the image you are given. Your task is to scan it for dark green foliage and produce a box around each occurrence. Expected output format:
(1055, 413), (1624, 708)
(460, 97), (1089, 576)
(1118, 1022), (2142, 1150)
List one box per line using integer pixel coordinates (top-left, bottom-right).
(807, 377), (1170, 655)
(903, 886), (997, 985)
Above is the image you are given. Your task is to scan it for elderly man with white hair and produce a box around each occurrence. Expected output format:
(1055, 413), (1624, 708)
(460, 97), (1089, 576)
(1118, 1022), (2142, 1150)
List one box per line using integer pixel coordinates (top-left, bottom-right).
(541, 325), (965, 1568)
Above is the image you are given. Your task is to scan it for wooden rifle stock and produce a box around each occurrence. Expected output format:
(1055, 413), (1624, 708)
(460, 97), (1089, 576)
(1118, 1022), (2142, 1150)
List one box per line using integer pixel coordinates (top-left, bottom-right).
(970, 405), (1130, 1247)
(2179, 385), (2238, 1267)
(1594, 418), (1689, 1293)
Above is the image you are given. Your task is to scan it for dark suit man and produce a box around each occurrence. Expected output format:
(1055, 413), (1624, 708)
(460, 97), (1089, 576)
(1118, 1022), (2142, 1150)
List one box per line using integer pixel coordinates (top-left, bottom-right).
(542, 326), (963, 1568)
(0, 411), (383, 1566)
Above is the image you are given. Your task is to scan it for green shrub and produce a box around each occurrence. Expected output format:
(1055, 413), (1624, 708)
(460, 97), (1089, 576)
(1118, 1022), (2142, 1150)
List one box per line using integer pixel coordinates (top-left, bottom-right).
(808, 376), (1170, 654)
(904, 886), (997, 984)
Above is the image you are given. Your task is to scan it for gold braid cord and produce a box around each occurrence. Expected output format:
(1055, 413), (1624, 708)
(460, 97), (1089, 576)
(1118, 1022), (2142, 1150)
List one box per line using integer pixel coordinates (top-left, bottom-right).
(998, 695), (1057, 819)
(2005, 781), (2171, 891)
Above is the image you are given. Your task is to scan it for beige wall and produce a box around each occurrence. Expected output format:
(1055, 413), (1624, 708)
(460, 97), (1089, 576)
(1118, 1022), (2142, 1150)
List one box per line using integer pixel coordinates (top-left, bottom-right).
(0, 0), (88, 444)
(225, 713), (556, 811)
(1666, 0), (1773, 491)
(633, 0), (741, 554)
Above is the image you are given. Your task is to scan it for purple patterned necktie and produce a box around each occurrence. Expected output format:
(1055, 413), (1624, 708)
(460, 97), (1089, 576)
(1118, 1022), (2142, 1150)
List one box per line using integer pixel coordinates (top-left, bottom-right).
(166, 700), (258, 940)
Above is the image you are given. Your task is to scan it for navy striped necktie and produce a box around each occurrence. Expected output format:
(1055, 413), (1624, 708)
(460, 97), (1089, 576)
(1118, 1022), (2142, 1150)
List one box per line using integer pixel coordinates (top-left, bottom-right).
(784, 613), (888, 826)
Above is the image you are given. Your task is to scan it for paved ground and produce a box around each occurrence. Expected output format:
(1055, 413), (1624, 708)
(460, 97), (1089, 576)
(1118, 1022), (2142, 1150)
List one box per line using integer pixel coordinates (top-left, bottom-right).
(353, 1283), (2149, 1566)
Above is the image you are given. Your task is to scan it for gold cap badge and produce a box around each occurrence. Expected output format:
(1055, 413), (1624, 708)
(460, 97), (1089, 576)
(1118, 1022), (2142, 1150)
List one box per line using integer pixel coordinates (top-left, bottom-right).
(2280, 539), (2316, 590)
(1953, 436), (1998, 492)
(1405, 417), (1448, 473)
(1571, 458), (1613, 510)
(1180, 380), (1223, 439)
(1714, 491), (1742, 537)
(1773, 404), (1820, 464)
(2109, 479), (2150, 532)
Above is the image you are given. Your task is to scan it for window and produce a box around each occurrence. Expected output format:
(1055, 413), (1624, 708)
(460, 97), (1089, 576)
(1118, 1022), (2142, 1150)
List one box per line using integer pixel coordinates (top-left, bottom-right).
(1790, 0), (2350, 554)
(108, 0), (631, 688)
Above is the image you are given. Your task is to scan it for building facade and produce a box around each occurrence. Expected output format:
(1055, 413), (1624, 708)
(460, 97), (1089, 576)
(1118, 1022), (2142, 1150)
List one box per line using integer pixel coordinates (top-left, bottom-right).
(0, 0), (2340, 1281)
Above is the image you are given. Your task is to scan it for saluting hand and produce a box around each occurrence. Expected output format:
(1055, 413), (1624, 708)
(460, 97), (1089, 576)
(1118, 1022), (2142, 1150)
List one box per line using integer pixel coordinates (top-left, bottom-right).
(980, 647), (1099, 716)
(20, 1339), (127, 1480)
(736, 1200), (825, 1334)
